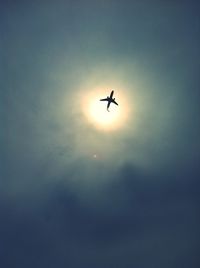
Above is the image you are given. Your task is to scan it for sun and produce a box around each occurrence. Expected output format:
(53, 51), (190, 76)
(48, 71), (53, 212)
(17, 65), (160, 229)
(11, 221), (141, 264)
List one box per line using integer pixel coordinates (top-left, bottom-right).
(82, 87), (130, 131)
(89, 96), (119, 126)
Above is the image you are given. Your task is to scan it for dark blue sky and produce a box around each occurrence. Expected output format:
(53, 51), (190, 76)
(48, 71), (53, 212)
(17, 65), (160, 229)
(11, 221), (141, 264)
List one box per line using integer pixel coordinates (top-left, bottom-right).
(1, 1), (200, 267)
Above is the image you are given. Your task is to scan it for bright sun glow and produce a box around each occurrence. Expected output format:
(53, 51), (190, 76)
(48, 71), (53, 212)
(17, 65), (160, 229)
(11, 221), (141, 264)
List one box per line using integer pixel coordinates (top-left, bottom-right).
(82, 87), (130, 131)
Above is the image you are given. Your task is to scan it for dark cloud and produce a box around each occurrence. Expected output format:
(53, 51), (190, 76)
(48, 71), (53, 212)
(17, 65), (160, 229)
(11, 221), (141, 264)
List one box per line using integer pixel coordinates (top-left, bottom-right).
(0, 164), (199, 267)
(1, 0), (200, 267)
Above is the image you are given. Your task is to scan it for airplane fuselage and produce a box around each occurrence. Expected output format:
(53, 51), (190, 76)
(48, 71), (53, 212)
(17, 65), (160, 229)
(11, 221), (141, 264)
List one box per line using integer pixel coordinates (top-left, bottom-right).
(110, 90), (114, 99)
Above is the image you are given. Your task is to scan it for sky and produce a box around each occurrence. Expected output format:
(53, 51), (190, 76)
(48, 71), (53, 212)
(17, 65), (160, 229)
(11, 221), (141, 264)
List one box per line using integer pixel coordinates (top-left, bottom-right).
(1, 0), (200, 267)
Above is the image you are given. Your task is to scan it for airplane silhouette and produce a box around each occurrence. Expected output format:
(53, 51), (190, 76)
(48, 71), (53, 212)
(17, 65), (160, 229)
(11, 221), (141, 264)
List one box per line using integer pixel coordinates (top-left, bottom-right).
(100, 90), (118, 112)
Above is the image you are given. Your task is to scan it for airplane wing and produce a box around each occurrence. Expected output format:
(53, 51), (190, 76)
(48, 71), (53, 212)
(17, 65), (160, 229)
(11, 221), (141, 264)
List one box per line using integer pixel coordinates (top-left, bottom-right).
(112, 100), (118, 106)
(100, 98), (108, 101)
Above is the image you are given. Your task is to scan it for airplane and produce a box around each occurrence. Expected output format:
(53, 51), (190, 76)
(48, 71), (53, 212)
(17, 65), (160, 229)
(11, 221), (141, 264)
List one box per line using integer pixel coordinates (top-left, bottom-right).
(100, 90), (118, 112)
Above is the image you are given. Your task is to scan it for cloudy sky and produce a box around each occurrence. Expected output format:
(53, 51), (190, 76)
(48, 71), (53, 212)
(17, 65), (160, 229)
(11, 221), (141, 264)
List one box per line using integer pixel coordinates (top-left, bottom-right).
(1, 0), (200, 267)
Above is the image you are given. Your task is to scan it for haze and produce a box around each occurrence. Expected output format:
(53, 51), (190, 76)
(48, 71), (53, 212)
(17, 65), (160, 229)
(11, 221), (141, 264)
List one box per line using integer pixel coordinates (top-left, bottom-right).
(1, 1), (200, 267)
